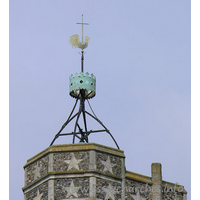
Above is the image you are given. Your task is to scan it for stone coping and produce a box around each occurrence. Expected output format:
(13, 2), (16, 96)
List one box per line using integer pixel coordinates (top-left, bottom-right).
(162, 180), (187, 194)
(24, 143), (125, 168)
(126, 171), (187, 194)
(125, 170), (152, 184)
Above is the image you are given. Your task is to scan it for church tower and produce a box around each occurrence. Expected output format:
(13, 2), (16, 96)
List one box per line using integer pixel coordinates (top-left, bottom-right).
(22, 16), (187, 200)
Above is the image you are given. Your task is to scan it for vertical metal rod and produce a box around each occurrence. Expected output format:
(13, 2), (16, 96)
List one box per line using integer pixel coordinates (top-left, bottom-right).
(76, 14), (89, 43)
(82, 111), (88, 142)
(81, 14), (83, 43)
(73, 89), (85, 143)
(72, 109), (82, 143)
(81, 50), (84, 73)
(80, 89), (88, 142)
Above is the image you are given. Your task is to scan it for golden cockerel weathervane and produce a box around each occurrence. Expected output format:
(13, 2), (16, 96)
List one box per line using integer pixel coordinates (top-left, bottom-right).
(69, 14), (90, 50)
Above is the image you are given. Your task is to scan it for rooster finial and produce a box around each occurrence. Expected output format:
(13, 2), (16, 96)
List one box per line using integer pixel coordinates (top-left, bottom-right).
(69, 15), (89, 50)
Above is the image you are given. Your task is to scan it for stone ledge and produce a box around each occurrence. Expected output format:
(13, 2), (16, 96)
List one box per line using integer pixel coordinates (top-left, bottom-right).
(125, 170), (152, 184)
(50, 172), (122, 182)
(24, 143), (125, 168)
(22, 170), (123, 192)
(125, 171), (187, 194)
(50, 170), (123, 180)
(22, 178), (49, 193)
(162, 180), (187, 194)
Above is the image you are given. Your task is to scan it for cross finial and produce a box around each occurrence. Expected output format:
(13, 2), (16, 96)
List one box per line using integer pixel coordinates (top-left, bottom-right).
(76, 14), (89, 43)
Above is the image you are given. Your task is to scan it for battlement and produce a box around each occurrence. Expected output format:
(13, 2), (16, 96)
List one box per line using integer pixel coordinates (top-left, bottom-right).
(69, 72), (96, 99)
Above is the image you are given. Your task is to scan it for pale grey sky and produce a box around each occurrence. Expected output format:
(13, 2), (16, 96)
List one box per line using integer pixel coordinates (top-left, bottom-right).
(9, 1), (191, 199)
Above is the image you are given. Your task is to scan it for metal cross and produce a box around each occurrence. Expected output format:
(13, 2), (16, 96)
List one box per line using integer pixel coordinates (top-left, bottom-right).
(76, 14), (89, 43)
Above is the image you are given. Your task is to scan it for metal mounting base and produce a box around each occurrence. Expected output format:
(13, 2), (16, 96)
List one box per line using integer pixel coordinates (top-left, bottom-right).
(50, 89), (120, 149)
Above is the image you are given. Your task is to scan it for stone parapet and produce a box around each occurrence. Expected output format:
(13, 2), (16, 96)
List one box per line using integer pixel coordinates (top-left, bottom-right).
(23, 143), (126, 200)
(22, 144), (187, 200)
(24, 143), (125, 168)
(126, 171), (152, 184)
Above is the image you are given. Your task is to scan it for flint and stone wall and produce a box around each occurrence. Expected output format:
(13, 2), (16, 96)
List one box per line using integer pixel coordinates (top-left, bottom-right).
(22, 143), (187, 200)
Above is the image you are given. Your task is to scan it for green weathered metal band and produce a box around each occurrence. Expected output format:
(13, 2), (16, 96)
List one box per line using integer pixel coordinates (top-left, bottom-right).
(69, 72), (96, 99)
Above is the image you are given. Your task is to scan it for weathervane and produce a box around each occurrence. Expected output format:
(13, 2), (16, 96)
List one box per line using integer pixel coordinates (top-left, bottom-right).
(69, 14), (89, 50)
(69, 14), (89, 72)
(50, 15), (119, 149)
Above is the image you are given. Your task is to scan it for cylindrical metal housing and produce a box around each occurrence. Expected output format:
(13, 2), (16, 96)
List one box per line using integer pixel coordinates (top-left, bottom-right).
(69, 72), (96, 99)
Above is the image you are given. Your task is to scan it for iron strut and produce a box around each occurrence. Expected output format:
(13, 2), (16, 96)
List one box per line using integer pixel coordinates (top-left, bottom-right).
(49, 90), (120, 149)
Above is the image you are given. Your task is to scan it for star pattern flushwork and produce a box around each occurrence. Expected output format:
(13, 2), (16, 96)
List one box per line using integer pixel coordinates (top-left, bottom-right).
(102, 183), (117, 200)
(33, 162), (42, 179)
(130, 189), (146, 200)
(33, 190), (43, 200)
(64, 153), (83, 170)
(64, 180), (80, 198)
(100, 156), (116, 174)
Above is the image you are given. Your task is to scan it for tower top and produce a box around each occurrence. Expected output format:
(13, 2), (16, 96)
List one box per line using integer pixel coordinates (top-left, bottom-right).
(50, 16), (119, 149)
